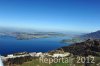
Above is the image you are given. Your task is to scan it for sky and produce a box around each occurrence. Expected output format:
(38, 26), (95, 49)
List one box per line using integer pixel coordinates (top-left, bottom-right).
(0, 0), (100, 33)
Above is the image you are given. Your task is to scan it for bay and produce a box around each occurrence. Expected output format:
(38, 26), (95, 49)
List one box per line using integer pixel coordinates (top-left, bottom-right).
(0, 36), (71, 55)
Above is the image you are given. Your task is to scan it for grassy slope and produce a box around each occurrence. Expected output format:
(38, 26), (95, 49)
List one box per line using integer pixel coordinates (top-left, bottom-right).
(17, 56), (100, 66)
(20, 58), (69, 66)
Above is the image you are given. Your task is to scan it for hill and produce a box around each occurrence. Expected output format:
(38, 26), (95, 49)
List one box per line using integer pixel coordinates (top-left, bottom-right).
(58, 39), (100, 56)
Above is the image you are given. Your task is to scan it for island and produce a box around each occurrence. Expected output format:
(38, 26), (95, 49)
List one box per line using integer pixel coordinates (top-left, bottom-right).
(0, 32), (66, 40)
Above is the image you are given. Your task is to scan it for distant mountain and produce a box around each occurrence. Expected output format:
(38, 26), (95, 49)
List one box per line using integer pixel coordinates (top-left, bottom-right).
(81, 30), (100, 39)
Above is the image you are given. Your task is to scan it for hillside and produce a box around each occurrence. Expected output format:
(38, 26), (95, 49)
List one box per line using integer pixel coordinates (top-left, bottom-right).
(58, 39), (100, 56)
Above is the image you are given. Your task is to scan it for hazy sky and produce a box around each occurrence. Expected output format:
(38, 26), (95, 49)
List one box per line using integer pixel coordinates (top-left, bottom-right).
(0, 0), (100, 32)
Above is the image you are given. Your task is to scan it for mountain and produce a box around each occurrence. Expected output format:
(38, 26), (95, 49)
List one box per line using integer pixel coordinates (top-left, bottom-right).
(57, 39), (100, 56)
(81, 30), (100, 39)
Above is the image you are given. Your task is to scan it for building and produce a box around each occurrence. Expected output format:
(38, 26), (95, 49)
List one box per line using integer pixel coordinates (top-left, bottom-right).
(52, 52), (70, 57)
(29, 52), (37, 57)
(35, 52), (43, 57)
(7, 54), (14, 58)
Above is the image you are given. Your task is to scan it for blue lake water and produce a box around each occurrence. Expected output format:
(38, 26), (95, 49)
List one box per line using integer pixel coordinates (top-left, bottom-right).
(0, 37), (70, 55)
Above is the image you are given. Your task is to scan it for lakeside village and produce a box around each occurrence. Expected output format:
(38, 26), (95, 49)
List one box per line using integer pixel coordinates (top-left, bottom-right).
(1, 50), (71, 65)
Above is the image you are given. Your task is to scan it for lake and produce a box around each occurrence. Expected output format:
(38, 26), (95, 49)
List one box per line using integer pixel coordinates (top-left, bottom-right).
(0, 36), (71, 55)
